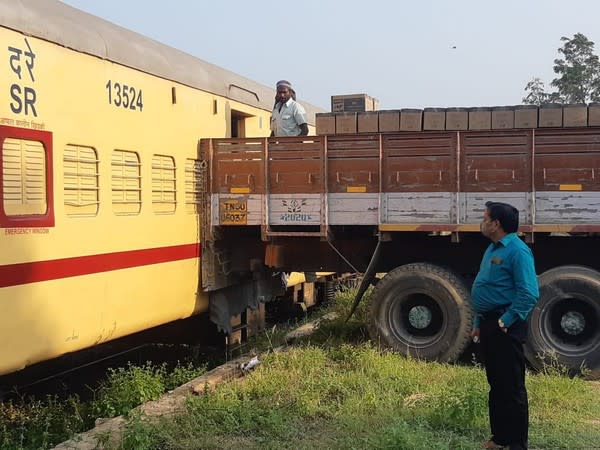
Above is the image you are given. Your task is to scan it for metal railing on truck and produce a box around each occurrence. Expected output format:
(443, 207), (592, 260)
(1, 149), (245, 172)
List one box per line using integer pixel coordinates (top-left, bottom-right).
(201, 128), (600, 241)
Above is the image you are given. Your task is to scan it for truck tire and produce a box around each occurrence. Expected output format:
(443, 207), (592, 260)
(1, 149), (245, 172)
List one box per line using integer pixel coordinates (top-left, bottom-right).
(368, 263), (472, 362)
(525, 265), (600, 379)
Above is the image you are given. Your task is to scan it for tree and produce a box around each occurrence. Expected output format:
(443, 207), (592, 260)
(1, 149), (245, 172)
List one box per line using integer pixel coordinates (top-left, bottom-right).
(523, 33), (600, 104)
(522, 77), (550, 105)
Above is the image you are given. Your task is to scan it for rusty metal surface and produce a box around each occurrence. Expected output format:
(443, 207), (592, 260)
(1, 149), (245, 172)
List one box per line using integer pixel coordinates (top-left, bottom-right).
(383, 132), (457, 192)
(327, 134), (380, 193)
(214, 231), (600, 274)
(202, 128), (600, 232)
(535, 192), (600, 223)
(535, 128), (600, 191)
(460, 130), (532, 192)
(384, 192), (455, 223)
(329, 193), (379, 225)
(210, 138), (266, 194)
(268, 137), (325, 194)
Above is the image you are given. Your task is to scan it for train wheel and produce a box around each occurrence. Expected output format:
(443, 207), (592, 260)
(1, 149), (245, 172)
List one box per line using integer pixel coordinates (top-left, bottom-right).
(368, 263), (472, 362)
(525, 265), (600, 379)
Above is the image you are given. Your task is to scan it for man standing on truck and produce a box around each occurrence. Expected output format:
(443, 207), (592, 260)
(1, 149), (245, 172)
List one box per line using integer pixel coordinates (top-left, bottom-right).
(471, 201), (539, 450)
(270, 80), (309, 137)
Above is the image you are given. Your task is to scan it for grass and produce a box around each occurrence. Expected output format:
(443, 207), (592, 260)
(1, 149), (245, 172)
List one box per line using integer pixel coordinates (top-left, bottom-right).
(0, 361), (207, 450)
(117, 345), (600, 450)
(248, 284), (372, 353)
(113, 289), (600, 450)
(2, 286), (599, 449)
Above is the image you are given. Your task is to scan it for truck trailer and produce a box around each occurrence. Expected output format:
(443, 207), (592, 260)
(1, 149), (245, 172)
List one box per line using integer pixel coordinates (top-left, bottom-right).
(200, 124), (600, 378)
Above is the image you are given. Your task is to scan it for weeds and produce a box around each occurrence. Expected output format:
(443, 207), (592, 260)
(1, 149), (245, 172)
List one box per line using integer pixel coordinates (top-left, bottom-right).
(0, 361), (206, 450)
(0, 394), (88, 450)
(119, 345), (600, 450)
(3, 287), (599, 449)
(113, 290), (600, 450)
(90, 363), (165, 418)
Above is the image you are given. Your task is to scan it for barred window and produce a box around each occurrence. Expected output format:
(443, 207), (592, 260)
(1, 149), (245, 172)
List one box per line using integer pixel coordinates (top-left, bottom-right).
(64, 145), (99, 217)
(2, 137), (47, 216)
(152, 154), (176, 214)
(185, 158), (205, 214)
(111, 150), (141, 215)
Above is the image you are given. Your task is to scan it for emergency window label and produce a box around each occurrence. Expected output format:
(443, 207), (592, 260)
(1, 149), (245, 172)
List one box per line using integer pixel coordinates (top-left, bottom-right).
(8, 37), (37, 117)
(219, 198), (247, 225)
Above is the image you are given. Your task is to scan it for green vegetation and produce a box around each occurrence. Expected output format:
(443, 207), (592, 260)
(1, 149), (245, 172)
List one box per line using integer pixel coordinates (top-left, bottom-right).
(1, 288), (598, 449)
(523, 33), (600, 104)
(114, 290), (599, 450)
(118, 346), (599, 450)
(0, 394), (86, 450)
(249, 284), (372, 353)
(0, 361), (206, 450)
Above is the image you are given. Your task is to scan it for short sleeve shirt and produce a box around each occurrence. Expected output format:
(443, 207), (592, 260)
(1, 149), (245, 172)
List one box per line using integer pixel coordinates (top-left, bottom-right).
(271, 98), (308, 136)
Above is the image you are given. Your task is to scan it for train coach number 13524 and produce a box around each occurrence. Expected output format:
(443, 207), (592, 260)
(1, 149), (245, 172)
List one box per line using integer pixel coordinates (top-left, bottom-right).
(105, 80), (144, 111)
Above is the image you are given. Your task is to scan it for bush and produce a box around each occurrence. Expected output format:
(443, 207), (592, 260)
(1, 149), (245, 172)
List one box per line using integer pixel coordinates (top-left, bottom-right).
(90, 363), (166, 418)
(0, 361), (207, 450)
(0, 395), (87, 450)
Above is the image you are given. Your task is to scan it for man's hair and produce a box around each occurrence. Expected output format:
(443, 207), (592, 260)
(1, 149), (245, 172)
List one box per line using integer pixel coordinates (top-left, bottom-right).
(485, 201), (519, 233)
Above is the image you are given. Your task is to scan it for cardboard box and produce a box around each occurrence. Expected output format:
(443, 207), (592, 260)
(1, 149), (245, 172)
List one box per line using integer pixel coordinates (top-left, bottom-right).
(563, 104), (587, 127)
(316, 113), (336, 135)
(378, 110), (400, 132)
(423, 108), (445, 130)
(335, 112), (357, 134)
(400, 109), (422, 131)
(446, 108), (468, 130)
(589, 103), (600, 126)
(491, 106), (515, 129)
(331, 94), (379, 112)
(539, 104), (563, 127)
(514, 105), (538, 128)
(358, 111), (379, 133)
(469, 107), (491, 130)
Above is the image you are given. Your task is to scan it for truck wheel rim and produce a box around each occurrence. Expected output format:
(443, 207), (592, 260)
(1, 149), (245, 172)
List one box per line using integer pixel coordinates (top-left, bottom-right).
(388, 292), (445, 348)
(541, 296), (599, 356)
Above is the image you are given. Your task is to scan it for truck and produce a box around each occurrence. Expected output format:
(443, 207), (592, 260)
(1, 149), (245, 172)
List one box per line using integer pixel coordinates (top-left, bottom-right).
(199, 117), (600, 379)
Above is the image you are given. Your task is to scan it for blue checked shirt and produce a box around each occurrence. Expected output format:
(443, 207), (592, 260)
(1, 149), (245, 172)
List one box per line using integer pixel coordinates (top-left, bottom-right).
(471, 233), (539, 328)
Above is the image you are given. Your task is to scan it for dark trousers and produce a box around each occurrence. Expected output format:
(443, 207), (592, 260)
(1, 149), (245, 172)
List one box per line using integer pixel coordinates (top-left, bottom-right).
(480, 315), (528, 450)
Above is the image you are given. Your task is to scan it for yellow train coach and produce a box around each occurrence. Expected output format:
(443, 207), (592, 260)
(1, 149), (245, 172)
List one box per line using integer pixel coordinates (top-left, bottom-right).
(0, 0), (321, 375)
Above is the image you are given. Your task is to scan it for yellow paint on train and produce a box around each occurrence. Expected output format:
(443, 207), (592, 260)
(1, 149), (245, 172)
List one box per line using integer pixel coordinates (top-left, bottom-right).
(0, 24), (280, 375)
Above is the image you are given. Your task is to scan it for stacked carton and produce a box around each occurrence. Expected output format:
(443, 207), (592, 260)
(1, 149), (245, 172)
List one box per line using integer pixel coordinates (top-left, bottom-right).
(316, 101), (595, 135)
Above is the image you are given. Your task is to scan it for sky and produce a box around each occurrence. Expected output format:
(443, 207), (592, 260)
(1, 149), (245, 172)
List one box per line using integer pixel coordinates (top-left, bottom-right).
(60, 0), (600, 111)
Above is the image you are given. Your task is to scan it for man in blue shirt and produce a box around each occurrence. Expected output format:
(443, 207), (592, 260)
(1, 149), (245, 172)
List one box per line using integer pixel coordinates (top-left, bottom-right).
(471, 201), (539, 450)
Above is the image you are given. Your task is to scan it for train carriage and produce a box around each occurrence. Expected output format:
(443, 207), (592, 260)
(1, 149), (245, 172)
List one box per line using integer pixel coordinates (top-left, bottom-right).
(0, 0), (321, 376)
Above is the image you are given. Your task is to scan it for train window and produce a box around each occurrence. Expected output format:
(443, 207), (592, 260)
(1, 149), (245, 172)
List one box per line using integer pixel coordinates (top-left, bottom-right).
(151, 154), (176, 214)
(2, 137), (47, 217)
(64, 145), (99, 217)
(111, 150), (141, 215)
(185, 158), (205, 214)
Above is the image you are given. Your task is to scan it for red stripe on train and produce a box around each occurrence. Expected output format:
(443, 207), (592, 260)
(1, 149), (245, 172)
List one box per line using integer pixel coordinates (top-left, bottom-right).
(0, 243), (201, 288)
